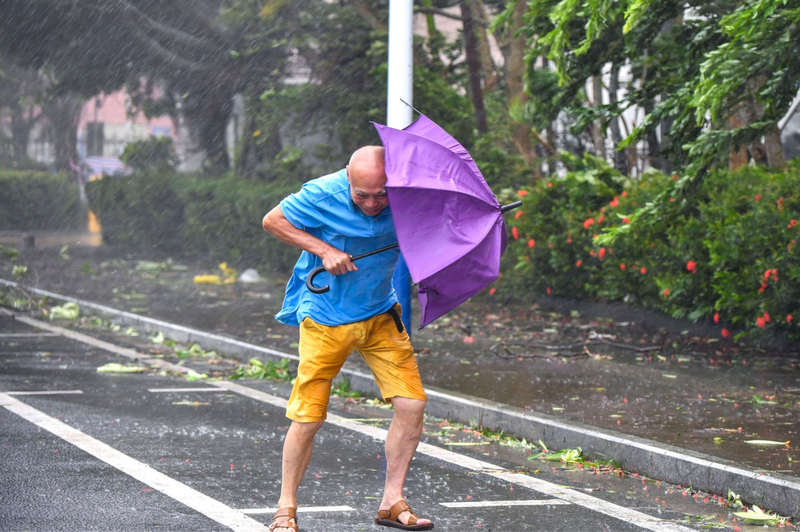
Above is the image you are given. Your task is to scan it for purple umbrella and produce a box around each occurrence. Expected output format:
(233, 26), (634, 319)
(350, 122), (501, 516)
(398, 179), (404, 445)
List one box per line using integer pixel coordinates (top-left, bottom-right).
(306, 114), (519, 328)
(376, 114), (519, 328)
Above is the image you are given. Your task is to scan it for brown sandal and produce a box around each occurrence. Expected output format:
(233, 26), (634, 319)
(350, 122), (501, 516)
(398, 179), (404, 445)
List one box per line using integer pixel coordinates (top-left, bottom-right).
(375, 500), (434, 530)
(269, 507), (299, 531)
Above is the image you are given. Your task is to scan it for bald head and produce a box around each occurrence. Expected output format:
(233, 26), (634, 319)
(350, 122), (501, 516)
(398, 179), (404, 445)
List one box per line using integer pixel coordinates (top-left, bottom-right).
(346, 146), (389, 216)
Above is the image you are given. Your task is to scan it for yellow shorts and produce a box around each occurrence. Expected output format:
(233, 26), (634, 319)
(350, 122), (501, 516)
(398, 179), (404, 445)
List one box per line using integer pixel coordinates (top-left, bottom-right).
(286, 305), (427, 422)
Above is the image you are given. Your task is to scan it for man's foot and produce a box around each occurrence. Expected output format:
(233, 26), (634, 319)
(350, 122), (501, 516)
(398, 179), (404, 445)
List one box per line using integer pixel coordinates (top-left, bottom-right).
(375, 500), (433, 530)
(269, 507), (298, 531)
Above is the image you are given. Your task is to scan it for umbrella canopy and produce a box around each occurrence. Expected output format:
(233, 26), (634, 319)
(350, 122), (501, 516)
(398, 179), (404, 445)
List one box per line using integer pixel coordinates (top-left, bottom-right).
(374, 114), (510, 329)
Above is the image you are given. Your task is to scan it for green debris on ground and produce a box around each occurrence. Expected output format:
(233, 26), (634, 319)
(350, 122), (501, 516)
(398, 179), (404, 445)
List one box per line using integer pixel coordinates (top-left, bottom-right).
(49, 302), (80, 320)
(229, 357), (294, 382)
(97, 363), (147, 373)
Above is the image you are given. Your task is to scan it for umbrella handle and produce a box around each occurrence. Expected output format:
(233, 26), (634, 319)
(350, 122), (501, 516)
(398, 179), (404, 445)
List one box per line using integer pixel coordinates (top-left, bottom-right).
(306, 243), (400, 294)
(501, 201), (523, 213)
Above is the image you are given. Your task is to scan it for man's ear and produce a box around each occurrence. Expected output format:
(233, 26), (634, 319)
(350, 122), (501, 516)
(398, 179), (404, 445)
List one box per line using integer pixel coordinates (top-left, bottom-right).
(345, 165), (351, 183)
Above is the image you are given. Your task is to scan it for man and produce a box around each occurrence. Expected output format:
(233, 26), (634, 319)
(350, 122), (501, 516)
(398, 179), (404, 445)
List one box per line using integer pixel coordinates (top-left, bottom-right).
(261, 146), (434, 532)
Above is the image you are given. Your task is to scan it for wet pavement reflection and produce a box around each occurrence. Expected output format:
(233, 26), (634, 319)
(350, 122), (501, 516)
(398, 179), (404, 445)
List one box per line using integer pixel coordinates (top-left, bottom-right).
(2, 245), (798, 478)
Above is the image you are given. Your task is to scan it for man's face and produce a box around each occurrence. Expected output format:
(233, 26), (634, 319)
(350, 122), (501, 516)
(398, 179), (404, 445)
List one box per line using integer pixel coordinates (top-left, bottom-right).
(347, 166), (389, 217)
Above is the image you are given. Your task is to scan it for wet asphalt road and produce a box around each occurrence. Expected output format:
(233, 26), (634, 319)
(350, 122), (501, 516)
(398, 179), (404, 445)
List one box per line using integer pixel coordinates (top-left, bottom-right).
(0, 316), (731, 532)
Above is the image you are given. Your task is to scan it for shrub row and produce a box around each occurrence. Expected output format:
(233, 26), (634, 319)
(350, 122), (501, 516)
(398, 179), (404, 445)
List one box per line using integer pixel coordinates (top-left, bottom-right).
(85, 172), (302, 272)
(501, 155), (800, 341)
(0, 170), (84, 230)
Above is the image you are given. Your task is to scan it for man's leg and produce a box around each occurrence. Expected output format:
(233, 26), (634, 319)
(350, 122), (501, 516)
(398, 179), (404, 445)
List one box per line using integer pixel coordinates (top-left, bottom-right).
(273, 420), (324, 531)
(378, 396), (432, 526)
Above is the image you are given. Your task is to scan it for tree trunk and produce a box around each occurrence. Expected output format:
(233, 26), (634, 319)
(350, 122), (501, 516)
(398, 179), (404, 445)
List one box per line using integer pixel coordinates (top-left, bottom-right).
(608, 66), (627, 175)
(643, 100), (664, 171)
(764, 125), (786, 168)
(470, 0), (497, 91)
(10, 105), (35, 162)
(421, 0), (446, 76)
(501, 0), (535, 167)
(592, 74), (605, 159)
(43, 95), (83, 173)
(184, 77), (234, 173)
(460, 0), (487, 134)
(726, 111), (748, 170)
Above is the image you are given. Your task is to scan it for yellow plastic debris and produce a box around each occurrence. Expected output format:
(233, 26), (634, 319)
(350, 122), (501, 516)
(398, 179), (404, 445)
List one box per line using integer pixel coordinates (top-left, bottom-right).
(193, 275), (223, 285)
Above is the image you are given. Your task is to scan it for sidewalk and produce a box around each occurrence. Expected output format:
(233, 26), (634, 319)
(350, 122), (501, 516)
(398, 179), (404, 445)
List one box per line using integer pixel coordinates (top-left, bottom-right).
(2, 245), (800, 515)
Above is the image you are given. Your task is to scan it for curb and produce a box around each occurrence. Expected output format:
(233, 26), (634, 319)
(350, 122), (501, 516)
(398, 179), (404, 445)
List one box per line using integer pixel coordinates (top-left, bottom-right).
(3, 278), (800, 518)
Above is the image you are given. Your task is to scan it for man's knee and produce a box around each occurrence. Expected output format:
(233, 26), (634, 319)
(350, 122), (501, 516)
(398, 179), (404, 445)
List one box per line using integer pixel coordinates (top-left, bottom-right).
(389, 396), (427, 418)
(288, 419), (325, 440)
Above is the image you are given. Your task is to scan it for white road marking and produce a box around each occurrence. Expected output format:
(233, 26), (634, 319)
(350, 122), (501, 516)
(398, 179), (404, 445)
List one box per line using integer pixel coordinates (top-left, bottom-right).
(441, 499), (570, 508)
(0, 333), (59, 338)
(15, 315), (698, 532)
(147, 387), (222, 393)
(0, 392), (270, 532)
(5, 390), (83, 396)
(240, 506), (356, 514)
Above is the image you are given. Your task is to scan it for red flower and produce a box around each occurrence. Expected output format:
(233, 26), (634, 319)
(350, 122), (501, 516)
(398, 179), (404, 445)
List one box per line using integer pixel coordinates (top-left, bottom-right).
(788, 314), (794, 324)
(609, 196), (619, 208)
(514, 210), (524, 220)
(547, 182), (553, 188)
(686, 260), (697, 273)
(662, 288), (670, 297)
(763, 312), (771, 323)
(598, 247), (606, 259)
(583, 218), (595, 229)
(518, 190), (529, 198)
(512, 227), (519, 240)
(621, 191), (627, 197)
(789, 219), (797, 229)
(597, 215), (604, 225)
(489, 288), (496, 296)
(528, 239), (535, 249)
(567, 236), (572, 243)
(640, 267), (647, 274)
(721, 328), (731, 338)
(713, 313), (720, 323)
(754, 194), (762, 202)
(756, 317), (766, 329)
(622, 217), (630, 224)
(671, 174), (680, 181)
(546, 287), (552, 295)
(576, 259), (583, 267)
(620, 263), (626, 271)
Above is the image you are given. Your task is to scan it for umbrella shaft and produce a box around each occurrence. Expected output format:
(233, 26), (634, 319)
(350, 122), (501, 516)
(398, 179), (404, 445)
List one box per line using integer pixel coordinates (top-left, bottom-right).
(350, 243), (399, 261)
(306, 243), (400, 294)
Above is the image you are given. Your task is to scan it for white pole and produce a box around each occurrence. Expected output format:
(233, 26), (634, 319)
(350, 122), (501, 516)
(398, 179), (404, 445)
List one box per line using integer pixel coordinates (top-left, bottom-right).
(387, 0), (414, 333)
(386, 0), (413, 129)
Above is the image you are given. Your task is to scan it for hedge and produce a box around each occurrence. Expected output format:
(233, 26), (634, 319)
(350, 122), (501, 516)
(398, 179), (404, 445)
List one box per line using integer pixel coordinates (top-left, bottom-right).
(0, 170), (84, 230)
(85, 172), (302, 272)
(501, 155), (800, 341)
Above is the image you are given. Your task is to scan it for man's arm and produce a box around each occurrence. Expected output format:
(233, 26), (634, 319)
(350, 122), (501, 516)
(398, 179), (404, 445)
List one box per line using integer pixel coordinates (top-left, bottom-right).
(262, 205), (357, 275)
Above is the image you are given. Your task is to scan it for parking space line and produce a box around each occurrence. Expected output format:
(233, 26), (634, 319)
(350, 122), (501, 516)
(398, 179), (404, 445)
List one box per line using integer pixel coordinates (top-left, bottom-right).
(148, 387), (223, 393)
(441, 499), (570, 508)
(5, 390), (84, 396)
(240, 505), (356, 514)
(0, 392), (270, 532)
(16, 316), (696, 532)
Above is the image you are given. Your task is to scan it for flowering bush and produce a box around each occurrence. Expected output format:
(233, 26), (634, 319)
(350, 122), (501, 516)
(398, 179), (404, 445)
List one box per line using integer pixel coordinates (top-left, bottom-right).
(501, 156), (800, 341)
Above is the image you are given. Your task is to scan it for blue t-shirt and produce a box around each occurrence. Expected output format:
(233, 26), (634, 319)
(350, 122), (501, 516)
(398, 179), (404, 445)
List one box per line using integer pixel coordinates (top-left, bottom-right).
(275, 169), (400, 327)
